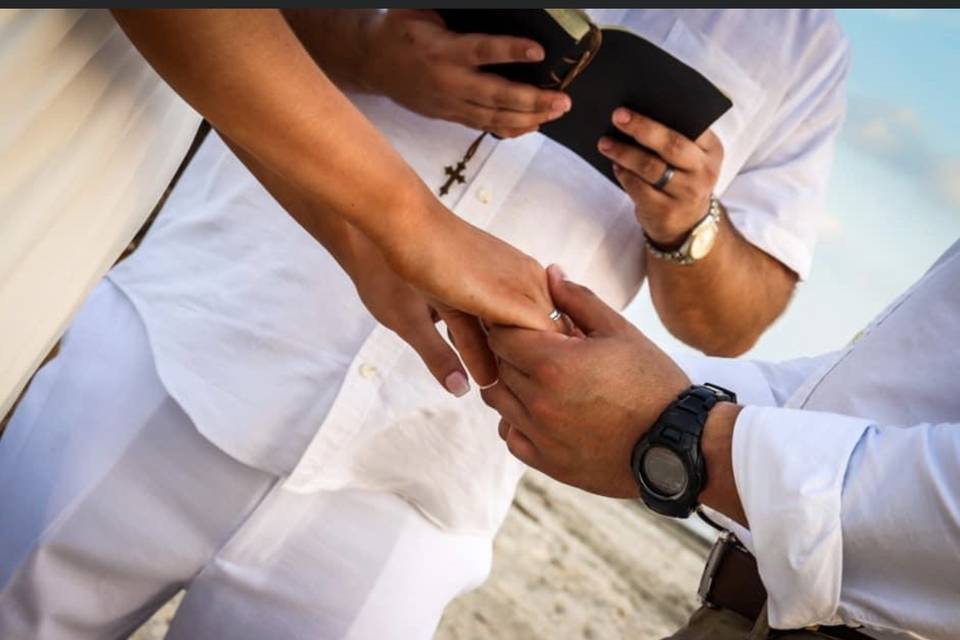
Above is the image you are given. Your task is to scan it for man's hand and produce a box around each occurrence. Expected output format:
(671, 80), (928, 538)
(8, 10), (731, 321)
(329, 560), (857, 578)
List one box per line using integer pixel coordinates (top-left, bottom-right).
(481, 266), (690, 498)
(598, 108), (723, 247)
(360, 10), (571, 138)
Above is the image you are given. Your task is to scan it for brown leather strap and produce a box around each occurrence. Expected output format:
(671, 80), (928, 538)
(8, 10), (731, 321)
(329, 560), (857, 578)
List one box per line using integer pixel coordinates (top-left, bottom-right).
(703, 539), (872, 640)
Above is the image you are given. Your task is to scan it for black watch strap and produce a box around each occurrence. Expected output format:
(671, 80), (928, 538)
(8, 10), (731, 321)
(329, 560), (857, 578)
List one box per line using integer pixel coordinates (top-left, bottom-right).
(631, 383), (737, 518)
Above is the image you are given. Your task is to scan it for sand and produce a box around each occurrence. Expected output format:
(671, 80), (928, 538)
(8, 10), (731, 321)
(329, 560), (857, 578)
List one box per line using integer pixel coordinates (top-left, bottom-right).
(132, 470), (708, 639)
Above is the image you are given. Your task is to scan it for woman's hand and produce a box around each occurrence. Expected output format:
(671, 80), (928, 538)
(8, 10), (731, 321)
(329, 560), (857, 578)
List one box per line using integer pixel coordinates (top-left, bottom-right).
(378, 199), (561, 387)
(348, 238), (473, 398)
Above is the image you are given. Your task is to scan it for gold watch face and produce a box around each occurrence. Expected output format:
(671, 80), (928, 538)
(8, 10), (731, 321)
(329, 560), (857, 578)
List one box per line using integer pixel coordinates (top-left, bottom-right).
(689, 218), (718, 260)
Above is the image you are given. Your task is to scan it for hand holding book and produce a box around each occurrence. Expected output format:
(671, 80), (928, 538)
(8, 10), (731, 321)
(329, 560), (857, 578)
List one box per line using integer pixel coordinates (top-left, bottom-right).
(600, 108), (724, 247)
(435, 9), (732, 186)
(360, 10), (571, 139)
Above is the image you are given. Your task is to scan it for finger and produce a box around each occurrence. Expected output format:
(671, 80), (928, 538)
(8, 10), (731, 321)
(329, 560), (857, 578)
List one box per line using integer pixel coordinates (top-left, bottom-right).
(599, 138), (688, 198)
(441, 310), (499, 387)
(398, 311), (470, 397)
(695, 127), (723, 153)
(497, 360), (539, 405)
(486, 326), (569, 373)
(612, 163), (674, 210)
(468, 74), (571, 114)
(503, 422), (540, 467)
(448, 32), (545, 67)
(546, 264), (623, 336)
(459, 100), (565, 132)
(481, 381), (531, 430)
(611, 108), (702, 170)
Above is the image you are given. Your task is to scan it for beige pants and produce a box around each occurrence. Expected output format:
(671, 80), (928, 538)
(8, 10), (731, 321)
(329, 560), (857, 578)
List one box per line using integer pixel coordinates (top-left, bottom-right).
(668, 607), (835, 640)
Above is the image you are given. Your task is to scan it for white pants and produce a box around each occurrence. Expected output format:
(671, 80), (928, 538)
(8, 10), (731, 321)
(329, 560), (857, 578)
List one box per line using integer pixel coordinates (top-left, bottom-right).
(0, 282), (492, 639)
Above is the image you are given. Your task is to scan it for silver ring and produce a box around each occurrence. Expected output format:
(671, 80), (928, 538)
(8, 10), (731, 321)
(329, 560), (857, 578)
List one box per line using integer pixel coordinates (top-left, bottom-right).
(653, 165), (675, 191)
(548, 308), (562, 322)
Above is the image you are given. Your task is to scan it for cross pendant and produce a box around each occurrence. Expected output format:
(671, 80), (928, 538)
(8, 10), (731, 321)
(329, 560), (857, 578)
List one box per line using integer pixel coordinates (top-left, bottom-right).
(439, 161), (468, 196)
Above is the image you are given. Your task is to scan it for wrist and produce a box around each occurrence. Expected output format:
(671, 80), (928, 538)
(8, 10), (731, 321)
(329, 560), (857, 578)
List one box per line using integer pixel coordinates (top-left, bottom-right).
(644, 197), (723, 266)
(699, 401), (747, 526)
(368, 181), (455, 274)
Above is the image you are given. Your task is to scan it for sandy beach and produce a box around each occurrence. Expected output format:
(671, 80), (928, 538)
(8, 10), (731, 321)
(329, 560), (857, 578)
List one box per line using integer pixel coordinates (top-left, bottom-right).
(133, 470), (708, 639)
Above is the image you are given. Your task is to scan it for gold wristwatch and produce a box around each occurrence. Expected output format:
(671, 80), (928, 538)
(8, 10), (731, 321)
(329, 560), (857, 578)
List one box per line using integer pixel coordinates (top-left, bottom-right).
(645, 197), (721, 265)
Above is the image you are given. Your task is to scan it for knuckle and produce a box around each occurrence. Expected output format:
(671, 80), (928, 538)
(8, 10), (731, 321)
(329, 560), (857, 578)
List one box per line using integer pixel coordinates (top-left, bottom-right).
(704, 162), (720, 184)
(639, 154), (660, 177)
(533, 359), (562, 384)
(473, 39), (492, 64)
(527, 395), (554, 422)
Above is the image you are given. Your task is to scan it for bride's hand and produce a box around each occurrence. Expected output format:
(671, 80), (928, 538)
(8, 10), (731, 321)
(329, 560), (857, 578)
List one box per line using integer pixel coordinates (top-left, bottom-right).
(379, 202), (562, 386)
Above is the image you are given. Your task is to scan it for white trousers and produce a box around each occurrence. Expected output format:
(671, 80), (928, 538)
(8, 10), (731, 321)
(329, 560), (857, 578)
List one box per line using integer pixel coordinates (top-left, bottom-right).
(0, 281), (492, 639)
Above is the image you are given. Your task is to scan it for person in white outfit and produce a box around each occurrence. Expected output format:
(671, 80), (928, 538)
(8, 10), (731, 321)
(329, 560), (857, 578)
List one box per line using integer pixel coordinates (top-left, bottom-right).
(0, 9), (849, 639)
(1, 7), (563, 422)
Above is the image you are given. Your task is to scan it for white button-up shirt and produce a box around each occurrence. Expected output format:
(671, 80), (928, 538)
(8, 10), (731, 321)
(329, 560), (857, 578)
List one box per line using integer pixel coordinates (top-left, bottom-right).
(109, 10), (848, 535)
(678, 241), (960, 639)
(0, 9), (201, 419)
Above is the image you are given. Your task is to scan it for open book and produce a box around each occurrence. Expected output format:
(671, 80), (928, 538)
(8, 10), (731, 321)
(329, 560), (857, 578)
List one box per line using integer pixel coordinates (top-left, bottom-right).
(436, 9), (732, 185)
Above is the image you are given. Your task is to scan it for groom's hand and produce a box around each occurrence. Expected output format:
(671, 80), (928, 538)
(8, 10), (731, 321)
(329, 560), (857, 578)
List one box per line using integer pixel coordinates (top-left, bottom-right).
(481, 265), (690, 498)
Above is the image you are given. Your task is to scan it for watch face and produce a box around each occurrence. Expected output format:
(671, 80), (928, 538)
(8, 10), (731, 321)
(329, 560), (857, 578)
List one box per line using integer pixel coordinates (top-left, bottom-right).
(641, 446), (688, 499)
(689, 219), (718, 260)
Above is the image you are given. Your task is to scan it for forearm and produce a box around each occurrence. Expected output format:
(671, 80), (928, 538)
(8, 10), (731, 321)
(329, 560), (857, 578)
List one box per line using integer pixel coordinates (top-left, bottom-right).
(646, 210), (797, 356)
(112, 9), (437, 250)
(281, 9), (380, 92)
(222, 136), (375, 279)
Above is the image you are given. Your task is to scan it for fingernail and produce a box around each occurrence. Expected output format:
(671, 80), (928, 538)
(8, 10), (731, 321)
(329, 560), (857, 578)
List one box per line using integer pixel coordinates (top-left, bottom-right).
(552, 264), (568, 281)
(552, 96), (571, 113)
(526, 47), (544, 61)
(613, 108), (631, 125)
(597, 137), (612, 152)
(445, 371), (470, 397)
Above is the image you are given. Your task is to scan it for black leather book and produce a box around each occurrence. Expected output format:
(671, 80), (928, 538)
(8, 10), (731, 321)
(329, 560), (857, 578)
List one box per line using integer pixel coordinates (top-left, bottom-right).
(436, 9), (733, 185)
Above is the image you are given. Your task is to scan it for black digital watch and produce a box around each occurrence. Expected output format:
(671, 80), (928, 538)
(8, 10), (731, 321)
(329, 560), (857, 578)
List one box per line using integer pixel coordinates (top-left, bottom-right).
(630, 383), (737, 518)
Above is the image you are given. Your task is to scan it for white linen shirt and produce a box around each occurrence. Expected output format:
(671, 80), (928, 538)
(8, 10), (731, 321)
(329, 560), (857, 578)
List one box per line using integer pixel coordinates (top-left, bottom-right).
(678, 241), (960, 639)
(0, 9), (201, 419)
(109, 10), (848, 535)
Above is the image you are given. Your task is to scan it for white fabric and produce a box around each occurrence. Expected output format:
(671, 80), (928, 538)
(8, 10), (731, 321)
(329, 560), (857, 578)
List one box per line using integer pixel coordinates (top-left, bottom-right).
(676, 240), (960, 639)
(108, 9), (849, 535)
(0, 9), (201, 420)
(0, 281), (491, 640)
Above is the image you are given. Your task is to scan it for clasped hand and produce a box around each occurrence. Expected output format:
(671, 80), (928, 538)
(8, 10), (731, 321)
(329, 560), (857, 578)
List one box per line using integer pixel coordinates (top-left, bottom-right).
(481, 266), (691, 498)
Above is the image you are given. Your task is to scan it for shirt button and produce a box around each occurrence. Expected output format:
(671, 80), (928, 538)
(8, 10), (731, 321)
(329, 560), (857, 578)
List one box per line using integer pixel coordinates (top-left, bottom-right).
(476, 187), (492, 204)
(358, 363), (378, 379)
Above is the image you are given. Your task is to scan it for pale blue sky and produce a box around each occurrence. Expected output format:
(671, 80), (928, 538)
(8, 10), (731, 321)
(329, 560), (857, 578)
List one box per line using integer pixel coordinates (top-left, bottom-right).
(626, 9), (960, 361)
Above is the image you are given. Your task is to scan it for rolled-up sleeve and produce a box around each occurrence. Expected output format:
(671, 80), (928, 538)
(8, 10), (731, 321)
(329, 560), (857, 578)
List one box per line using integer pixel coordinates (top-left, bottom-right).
(734, 410), (960, 638)
(722, 42), (850, 280)
(732, 406), (870, 628)
(674, 351), (960, 636)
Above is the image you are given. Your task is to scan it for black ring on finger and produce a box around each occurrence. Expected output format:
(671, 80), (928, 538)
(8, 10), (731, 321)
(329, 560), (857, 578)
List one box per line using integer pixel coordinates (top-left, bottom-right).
(652, 165), (675, 191)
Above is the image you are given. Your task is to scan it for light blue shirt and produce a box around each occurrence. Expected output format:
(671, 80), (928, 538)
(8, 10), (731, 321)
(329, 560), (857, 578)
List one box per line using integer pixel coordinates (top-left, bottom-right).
(679, 240), (960, 639)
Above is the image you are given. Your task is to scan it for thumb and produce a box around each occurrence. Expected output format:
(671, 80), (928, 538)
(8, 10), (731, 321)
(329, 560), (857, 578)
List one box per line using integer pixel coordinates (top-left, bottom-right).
(546, 265), (622, 336)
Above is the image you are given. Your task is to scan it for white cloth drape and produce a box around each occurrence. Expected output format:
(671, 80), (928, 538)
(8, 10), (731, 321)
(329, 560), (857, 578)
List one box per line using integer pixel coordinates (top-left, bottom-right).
(0, 9), (200, 419)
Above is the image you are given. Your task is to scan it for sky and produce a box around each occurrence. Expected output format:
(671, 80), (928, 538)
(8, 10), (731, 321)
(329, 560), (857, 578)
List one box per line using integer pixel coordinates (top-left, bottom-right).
(625, 9), (960, 362)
